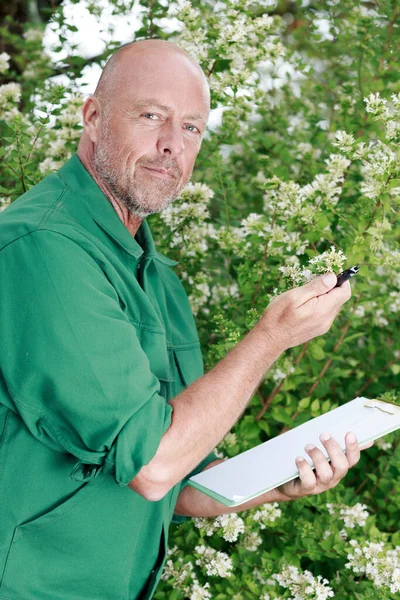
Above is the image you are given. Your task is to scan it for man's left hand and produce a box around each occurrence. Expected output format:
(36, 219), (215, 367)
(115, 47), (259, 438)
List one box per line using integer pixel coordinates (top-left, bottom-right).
(276, 432), (374, 499)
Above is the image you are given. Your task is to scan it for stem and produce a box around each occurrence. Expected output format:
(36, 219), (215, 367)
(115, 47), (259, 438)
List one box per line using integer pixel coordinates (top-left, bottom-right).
(206, 60), (217, 78)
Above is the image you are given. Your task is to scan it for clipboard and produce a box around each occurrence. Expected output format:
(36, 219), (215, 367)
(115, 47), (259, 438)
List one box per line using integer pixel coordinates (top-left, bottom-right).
(188, 396), (400, 507)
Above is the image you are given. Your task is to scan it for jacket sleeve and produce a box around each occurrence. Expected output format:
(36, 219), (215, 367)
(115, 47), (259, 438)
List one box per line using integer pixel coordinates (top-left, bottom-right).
(0, 230), (173, 486)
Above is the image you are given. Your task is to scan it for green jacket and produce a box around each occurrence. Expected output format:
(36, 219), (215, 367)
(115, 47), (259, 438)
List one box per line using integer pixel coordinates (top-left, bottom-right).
(0, 154), (216, 600)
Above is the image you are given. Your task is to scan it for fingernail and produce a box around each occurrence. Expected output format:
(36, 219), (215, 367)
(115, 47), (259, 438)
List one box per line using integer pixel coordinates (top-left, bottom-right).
(305, 444), (315, 452)
(320, 432), (331, 442)
(296, 456), (305, 462)
(348, 432), (357, 443)
(322, 273), (336, 287)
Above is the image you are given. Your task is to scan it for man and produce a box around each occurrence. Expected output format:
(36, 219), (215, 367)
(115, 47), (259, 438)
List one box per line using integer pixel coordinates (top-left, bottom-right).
(0, 40), (371, 600)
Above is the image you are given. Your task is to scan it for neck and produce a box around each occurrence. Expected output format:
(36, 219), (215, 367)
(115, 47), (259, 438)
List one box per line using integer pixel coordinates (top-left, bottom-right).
(77, 137), (143, 237)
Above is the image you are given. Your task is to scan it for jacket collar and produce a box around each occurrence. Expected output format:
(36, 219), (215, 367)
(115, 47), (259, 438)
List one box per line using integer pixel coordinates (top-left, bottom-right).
(58, 154), (177, 266)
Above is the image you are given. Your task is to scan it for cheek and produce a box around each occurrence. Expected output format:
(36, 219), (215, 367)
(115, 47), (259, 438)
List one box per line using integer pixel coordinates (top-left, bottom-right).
(182, 142), (201, 173)
(117, 127), (157, 162)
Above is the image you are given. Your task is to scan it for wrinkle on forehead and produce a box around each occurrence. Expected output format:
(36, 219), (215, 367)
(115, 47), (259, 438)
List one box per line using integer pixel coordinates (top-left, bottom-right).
(94, 39), (210, 113)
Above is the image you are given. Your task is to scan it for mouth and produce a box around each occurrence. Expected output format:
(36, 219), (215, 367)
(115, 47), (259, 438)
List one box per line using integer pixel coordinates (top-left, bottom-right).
(141, 166), (174, 179)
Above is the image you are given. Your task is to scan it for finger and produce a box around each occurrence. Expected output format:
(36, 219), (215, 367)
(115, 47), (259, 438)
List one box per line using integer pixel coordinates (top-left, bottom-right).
(297, 279), (351, 315)
(295, 456), (316, 492)
(294, 273), (337, 305)
(304, 443), (334, 486)
(359, 440), (374, 451)
(319, 432), (350, 481)
(344, 431), (361, 467)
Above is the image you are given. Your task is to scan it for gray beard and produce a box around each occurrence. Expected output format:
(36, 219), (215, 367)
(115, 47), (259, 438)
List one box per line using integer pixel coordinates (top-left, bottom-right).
(93, 128), (189, 218)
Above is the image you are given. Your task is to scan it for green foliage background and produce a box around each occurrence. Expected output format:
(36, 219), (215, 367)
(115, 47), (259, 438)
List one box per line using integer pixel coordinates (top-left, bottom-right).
(1, 1), (400, 598)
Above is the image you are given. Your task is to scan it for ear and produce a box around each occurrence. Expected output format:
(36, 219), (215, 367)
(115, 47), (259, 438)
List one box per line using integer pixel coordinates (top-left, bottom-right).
(81, 96), (102, 144)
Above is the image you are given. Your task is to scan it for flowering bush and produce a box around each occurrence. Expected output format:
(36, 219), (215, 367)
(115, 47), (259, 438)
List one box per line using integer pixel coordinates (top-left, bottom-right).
(1, 1), (400, 598)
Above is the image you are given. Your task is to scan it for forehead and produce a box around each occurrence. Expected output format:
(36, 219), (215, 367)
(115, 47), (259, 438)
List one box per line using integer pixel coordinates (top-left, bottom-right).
(115, 49), (210, 120)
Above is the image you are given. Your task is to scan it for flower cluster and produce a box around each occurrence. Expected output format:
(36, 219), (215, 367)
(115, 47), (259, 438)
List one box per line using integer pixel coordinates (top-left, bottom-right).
(39, 93), (84, 174)
(0, 83), (21, 120)
(262, 152), (351, 225)
(308, 246), (347, 274)
(194, 512), (245, 542)
(161, 545), (211, 599)
(273, 565), (334, 600)
(326, 503), (369, 529)
(194, 544), (234, 578)
(240, 531), (263, 552)
(0, 52), (10, 74)
(160, 183), (214, 259)
(270, 356), (296, 383)
(172, 0), (285, 105)
(346, 540), (400, 595)
(251, 502), (282, 529)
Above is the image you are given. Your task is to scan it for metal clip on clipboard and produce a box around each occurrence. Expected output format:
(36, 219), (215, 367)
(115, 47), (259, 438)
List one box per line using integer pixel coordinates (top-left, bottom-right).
(364, 399), (400, 415)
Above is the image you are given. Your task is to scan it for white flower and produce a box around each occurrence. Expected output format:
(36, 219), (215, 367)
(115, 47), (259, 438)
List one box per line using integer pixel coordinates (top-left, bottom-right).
(0, 197), (11, 212)
(332, 130), (355, 153)
(242, 531), (262, 551)
(252, 502), (282, 529)
(364, 92), (387, 115)
(23, 28), (43, 42)
(241, 213), (264, 236)
(39, 157), (65, 174)
(195, 545), (233, 578)
(0, 82), (21, 106)
(354, 305), (365, 318)
(389, 292), (400, 313)
(273, 565), (334, 599)
(373, 308), (389, 328)
(0, 52), (10, 74)
(214, 513), (245, 542)
(385, 120), (400, 139)
(190, 581), (211, 600)
(346, 540), (400, 593)
(193, 517), (217, 537)
(374, 437), (392, 451)
(327, 502), (369, 529)
(325, 153), (351, 176)
(308, 246), (347, 273)
(223, 432), (238, 447)
(210, 282), (239, 306)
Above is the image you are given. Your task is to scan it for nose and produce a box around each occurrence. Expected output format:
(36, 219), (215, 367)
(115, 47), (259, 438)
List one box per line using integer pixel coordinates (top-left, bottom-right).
(156, 121), (185, 157)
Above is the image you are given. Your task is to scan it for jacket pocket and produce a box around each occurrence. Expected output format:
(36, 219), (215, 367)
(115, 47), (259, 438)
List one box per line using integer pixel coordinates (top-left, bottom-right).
(173, 343), (204, 390)
(0, 477), (131, 600)
(134, 324), (175, 401)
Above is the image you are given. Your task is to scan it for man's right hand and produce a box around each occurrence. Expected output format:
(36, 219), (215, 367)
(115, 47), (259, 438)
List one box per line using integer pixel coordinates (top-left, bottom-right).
(258, 273), (351, 352)
(131, 272), (352, 501)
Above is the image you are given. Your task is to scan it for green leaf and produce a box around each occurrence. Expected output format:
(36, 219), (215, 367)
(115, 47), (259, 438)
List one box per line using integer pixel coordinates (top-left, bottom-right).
(311, 399), (320, 414)
(299, 397), (311, 409)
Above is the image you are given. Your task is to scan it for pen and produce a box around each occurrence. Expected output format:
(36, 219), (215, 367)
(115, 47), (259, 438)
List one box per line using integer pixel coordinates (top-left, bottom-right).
(335, 265), (359, 287)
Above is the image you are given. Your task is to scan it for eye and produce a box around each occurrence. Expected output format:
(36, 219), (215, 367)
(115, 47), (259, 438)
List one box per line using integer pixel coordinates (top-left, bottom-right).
(143, 113), (160, 120)
(185, 124), (201, 134)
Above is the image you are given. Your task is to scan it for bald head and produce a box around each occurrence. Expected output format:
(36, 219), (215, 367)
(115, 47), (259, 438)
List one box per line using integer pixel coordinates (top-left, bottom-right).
(79, 38), (210, 220)
(94, 39), (209, 113)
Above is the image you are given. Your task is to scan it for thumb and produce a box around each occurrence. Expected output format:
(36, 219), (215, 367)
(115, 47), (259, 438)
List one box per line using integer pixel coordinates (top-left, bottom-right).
(297, 272), (337, 303)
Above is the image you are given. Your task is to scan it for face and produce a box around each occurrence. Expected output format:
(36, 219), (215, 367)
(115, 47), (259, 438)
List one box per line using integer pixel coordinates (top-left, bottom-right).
(92, 49), (210, 218)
